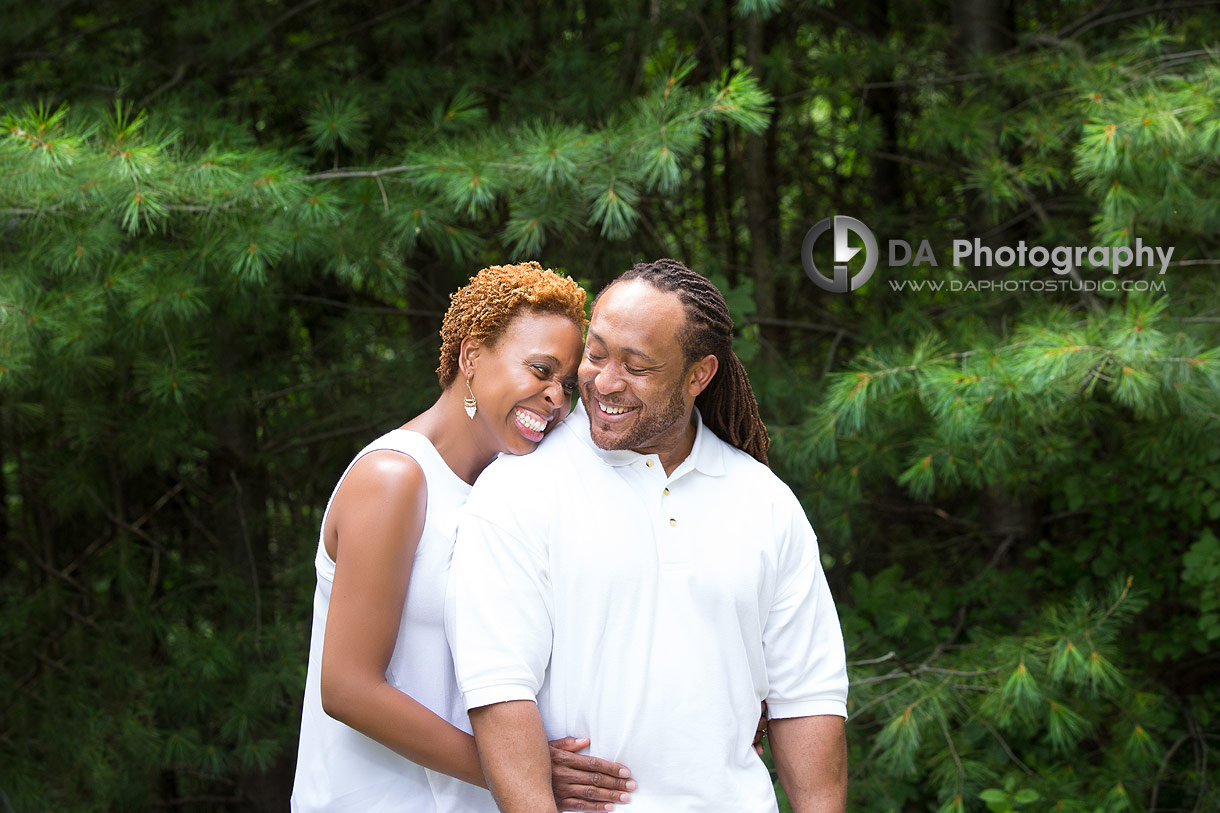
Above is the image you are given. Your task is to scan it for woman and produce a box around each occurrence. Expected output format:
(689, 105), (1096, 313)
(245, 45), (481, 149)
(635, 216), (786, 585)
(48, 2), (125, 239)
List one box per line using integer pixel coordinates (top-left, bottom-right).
(292, 262), (634, 812)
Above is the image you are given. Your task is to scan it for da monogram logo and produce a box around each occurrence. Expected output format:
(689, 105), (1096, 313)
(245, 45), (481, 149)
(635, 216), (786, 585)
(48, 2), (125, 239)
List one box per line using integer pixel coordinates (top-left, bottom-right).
(801, 216), (879, 293)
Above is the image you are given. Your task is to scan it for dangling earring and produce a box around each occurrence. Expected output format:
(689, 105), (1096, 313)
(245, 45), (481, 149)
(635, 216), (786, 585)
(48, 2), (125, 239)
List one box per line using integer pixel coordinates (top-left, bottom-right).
(463, 376), (477, 419)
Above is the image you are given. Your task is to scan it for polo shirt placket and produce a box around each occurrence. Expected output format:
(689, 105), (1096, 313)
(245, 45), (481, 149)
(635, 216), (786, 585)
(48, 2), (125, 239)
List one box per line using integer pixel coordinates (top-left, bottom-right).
(628, 454), (693, 566)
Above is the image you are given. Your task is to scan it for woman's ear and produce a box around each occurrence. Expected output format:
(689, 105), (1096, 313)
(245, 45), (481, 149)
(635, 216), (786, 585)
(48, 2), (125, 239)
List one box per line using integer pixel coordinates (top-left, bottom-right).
(458, 335), (482, 379)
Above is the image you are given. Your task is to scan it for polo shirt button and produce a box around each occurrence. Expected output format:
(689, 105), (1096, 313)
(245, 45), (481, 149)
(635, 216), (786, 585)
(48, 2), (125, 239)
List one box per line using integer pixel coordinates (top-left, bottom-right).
(669, 518), (677, 527)
(646, 459), (654, 467)
(663, 488), (670, 495)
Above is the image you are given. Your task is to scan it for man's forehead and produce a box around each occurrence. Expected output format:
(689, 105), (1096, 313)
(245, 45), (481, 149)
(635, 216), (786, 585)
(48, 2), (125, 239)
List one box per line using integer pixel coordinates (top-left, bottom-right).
(589, 281), (686, 354)
(592, 279), (685, 322)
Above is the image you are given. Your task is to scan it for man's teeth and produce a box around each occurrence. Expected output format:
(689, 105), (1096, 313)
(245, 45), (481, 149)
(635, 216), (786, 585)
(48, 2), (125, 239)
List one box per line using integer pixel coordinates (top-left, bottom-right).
(515, 409), (547, 433)
(599, 401), (631, 415)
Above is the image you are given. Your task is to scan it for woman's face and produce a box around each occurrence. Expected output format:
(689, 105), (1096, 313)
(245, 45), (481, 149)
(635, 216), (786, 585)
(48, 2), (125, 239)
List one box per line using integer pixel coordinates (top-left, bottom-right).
(466, 310), (583, 457)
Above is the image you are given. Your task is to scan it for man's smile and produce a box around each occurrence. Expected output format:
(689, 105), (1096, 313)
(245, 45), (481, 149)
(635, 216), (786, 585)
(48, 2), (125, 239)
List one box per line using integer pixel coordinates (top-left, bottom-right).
(594, 398), (638, 417)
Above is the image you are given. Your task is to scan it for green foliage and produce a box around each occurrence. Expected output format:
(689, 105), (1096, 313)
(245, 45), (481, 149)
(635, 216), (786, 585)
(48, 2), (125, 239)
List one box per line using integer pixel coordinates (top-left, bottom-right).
(4, 1), (1220, 811)
(0, 4), (774, 809)
(306, 94), (369, 156)
(1183, 529), (1220, 641)
(978, 784), (1040, 813)
(808, 296), (1218, 510)
(750, 3), (1220, 810)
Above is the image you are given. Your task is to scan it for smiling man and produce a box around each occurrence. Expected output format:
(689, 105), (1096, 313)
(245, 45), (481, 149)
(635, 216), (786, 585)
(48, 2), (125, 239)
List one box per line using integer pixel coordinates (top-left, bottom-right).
(446, 259), (849, 813)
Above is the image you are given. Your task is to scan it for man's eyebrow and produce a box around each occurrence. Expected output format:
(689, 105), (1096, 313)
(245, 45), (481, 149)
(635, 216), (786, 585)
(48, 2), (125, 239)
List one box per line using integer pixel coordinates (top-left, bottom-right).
(587, 329), (658, 363)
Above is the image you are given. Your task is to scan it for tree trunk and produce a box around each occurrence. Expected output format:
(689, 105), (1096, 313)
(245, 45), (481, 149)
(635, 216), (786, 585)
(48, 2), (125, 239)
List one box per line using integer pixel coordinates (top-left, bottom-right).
(720, 2), (741, 287)
(866, 0), (903, 214)
(950, 0), (1014, 60)
(950, 0), (1015, 262)
(743, 11), (776, 352)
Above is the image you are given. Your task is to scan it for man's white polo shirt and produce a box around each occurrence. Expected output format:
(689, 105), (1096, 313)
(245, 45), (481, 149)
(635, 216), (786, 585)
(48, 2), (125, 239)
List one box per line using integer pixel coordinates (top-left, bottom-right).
(446, 401), (848, 812)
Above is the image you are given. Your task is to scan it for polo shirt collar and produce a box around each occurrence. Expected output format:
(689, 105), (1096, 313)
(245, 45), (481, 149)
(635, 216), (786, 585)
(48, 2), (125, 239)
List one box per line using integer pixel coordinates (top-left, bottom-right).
(568, 400), (726, 477)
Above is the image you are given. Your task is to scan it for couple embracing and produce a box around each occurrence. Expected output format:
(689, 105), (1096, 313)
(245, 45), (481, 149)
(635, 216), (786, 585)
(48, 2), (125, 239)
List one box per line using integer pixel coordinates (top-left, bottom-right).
(292, 259), (848, 812)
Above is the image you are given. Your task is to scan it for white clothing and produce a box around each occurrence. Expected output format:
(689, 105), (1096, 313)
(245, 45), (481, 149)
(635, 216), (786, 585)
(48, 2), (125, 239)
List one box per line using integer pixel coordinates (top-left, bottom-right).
(447, 402), (848, 813)
(292, 430), (495, 812)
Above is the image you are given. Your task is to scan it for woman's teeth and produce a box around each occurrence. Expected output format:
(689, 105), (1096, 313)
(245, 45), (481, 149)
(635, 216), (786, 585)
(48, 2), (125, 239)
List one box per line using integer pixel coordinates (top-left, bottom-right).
(515, 409), (547, 433)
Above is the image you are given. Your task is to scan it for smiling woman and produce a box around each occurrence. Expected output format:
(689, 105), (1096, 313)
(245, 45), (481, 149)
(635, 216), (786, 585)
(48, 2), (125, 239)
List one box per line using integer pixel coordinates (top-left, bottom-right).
(291, 262), (636, 812)
(457, 311), (582, 454)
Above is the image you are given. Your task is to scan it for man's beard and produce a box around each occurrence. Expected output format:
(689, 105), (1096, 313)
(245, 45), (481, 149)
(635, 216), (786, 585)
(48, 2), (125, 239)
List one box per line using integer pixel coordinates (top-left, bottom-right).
(582, 379), (689, 452)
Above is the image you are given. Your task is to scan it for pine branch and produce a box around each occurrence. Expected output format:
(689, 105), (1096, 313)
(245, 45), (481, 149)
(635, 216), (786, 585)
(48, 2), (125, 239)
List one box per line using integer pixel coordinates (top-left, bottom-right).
(979, 719), (1037, 776)
(850, 651), (899, 667)
(279, 292), (444, 319)
(937, 713), (965, 799)
(301, 164), (425, 181)
(1093, 575), (1135, 630)
(1069, 1), (1220, 38)
(21, 547), (89, 595)
(266, 0), (329, 31)
(1149, 734), (1191, 812)
(138, 63), (188, 108)
(228, 471), (261, 653)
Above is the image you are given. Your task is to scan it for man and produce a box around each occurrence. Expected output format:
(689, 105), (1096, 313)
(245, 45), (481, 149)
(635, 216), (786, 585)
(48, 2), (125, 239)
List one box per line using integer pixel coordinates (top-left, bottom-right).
(447, 259), (848, 812)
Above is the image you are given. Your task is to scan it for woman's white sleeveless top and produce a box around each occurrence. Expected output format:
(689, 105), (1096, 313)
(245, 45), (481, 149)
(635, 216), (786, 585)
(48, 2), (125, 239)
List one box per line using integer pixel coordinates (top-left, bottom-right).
(291, 430), (496, 812)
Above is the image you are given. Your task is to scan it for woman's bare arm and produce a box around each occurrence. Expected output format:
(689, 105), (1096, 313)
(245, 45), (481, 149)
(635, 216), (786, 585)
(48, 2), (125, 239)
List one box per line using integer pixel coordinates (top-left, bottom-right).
(320, 450), (487, 785)
(317, 450), (636, 808)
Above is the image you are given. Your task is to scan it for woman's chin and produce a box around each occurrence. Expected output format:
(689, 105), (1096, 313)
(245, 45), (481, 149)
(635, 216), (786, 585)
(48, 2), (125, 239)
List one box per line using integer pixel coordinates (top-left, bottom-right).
(507, 434), (543, 455)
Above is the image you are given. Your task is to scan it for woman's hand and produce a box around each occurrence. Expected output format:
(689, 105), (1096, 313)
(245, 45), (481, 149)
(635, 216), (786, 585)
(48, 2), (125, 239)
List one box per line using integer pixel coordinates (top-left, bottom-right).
(754, 701), (769, 756)
(548, 736), (636, 811)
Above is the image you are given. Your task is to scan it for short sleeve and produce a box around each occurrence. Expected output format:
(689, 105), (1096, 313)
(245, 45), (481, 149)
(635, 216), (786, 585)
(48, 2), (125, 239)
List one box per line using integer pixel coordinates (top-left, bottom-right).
(445, 480), (554, 711)
(762, 493), (849, 720)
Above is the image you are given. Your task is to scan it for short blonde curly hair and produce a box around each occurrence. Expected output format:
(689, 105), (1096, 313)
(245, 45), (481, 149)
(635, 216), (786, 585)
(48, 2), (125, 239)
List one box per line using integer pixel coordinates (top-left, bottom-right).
(436, 261), (587, 387)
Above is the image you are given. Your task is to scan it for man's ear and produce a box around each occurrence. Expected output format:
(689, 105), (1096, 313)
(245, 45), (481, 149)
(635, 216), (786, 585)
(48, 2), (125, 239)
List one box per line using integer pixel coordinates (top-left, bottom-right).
(458, 335), (482, 379)
(687, 354), (719, 398)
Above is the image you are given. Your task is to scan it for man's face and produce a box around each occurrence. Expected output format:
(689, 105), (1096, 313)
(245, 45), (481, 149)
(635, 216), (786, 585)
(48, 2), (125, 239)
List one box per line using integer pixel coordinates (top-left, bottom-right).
(579, 280), (695, 456)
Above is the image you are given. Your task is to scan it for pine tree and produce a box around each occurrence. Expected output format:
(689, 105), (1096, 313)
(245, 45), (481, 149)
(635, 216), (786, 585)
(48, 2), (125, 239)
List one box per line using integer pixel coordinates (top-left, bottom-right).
(1, 5), (771, 808)
(3, 1), (1219, 810)
(743, 4), (1220, 810)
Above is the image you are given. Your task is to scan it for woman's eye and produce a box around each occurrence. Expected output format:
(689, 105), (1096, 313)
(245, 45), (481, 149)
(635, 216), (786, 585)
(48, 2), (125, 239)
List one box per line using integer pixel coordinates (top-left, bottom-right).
(530, 363), (551, 377)
(562, 381), (576, 395)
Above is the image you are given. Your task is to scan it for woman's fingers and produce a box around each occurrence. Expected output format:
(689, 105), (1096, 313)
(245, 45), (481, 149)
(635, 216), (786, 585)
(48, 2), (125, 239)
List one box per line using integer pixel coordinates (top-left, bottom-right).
(553, 776), (629, 800)
(552, 764), (634, 794)
(548, 741), (636, 807)
(752, 699), (768, 755)
(550, 736), (590, 752)
(553, 777), (631, 808)
(550, 748), (634, 786)
(558, 796), (618, 811)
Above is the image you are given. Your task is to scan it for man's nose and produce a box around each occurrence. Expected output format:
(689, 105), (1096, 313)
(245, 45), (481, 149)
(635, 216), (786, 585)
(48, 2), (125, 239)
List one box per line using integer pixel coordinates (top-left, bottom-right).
(595, 363), (626, 394)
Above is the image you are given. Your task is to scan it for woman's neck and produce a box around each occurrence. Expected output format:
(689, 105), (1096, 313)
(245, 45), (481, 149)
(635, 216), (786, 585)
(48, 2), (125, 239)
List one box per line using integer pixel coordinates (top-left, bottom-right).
(402, 388), (497, 485)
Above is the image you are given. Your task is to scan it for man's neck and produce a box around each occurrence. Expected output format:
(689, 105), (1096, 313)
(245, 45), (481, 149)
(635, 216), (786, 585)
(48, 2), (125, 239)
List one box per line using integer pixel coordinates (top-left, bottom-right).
(637, 415), (698, 477)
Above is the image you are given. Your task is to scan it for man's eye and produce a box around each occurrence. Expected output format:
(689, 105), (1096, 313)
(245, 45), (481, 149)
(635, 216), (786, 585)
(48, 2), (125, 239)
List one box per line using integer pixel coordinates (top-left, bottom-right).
(585, 352), (604, 362)
(624, 366), (645, 375)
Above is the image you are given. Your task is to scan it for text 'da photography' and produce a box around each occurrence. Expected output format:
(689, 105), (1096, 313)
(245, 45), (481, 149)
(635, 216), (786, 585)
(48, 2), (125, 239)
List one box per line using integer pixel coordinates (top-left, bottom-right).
(801, 214), (1173, 296)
